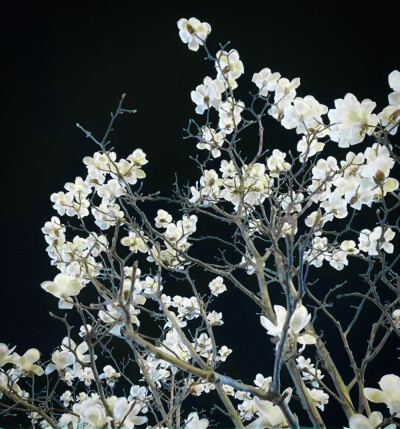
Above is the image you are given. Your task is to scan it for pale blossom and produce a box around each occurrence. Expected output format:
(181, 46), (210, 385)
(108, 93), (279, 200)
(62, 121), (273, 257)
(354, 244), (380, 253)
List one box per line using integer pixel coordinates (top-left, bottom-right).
(266, 149), (291, 177)
(127, 148), (148, 166)
(358, 227), (395, 255)
(364, 374), (400, 416)
(154, 209), (173, 228)
(0, 344), (17, 368)
(307, 388), (329, 411)
(252, 68), (281, 97)
(191, 76), (224, 114)
(328, 93), (378, 147)
(60, 390), (73, 407)
(208, 276), (227, 296)
(260, 304), (316, 349)
(99, 365), (121, 387)
(45, 349), (75, 374)
(345, 411), (395, 429)
(184, 412), (209, 429)
(41, 274), (84, 309)
(215, 49), (244, 89)
(14, 348), (44, 377)
(121, 230), (148, 253)
(248, 388), (292, 428)
(297, 136), (325, 161)
(197, 127), (226, 158)
(177, 18), (211, 51)
(97, 179), (126, 203)
(217, 345), (232, 362)
(254, 374), (272, 391)
(321, 191), (348, 220)
(281, 95), (328, 135)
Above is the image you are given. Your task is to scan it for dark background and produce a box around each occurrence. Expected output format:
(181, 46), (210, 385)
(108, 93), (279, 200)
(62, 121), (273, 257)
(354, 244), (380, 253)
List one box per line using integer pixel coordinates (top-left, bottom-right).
(0, 1), (399, 428)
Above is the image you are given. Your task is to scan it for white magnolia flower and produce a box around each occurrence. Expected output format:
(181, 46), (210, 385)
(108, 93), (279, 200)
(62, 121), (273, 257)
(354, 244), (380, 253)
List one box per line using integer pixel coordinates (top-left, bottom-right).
(296, 356), (325, 387)
(328, 93), (378, 147)
(50, 191), (74, 216)
(260, 304), (316, 349)
(275, 77), (301, 101)
(340, 240), (359, 255)
(307, 388), (329, 411)
(80, 403), (111, 428)
(121, 231), (148, 253)
(79, 366), (95, 386)
(281, 95), (328, 135)
(297, 136), (325, 161)
(99, 365), (121, 386)
(321, 191), (348, 220)
(207, 310), (224, 326)
(61, 338), (91, 364)
(218, 97), (245, 133)
(392, 309), (400, 329)
(0, 370), (26, 398)
(215, 49), (244, 89)
(208, 276), (227, 296)
(97, 179), (126, 203)
(345, 411), (395, 429)
(254, 374), (272, 391)
(248, 388), (292, 428)
(60, 390), (73, 407)
(45, 349), (75, 374)
(177, 17), (211, 51)
(217, 345), (232, 362)
(194, 333), (213, 357)
(42, 216), (66, 245)
(358, 227), (395, 255)
(41, 274), (84, 309)
(267, 149), (291, 177)
(389, 70), (400, 92)
(154, 209), (173, 228)
(64, 176), (92, 199)
(388, 70), (400, 106)
(110, 397), (148, 428)
(184, 412), (209, 429)
(197, 127), (226, 158)
(14, 348), (44, 377)
(252, 68), (281, 97)
(92, 202), (125, 230)
(378, 105), (400, 135)
(0, 344), (17, 368)
(329, 249), (349, 271)
(364, 374), (400, 416)
(127, 148), (148, 167)
(191, 76), (225, 114)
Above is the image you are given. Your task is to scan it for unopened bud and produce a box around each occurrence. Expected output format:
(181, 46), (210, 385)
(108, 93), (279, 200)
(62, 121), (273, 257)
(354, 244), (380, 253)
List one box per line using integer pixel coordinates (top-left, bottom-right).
(350, 195), (358, 205)
(374, 169), (385, 184)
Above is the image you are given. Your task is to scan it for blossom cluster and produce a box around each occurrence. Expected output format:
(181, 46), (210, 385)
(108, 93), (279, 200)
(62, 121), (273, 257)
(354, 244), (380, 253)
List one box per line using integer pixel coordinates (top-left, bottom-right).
(1, 15), (399, 429)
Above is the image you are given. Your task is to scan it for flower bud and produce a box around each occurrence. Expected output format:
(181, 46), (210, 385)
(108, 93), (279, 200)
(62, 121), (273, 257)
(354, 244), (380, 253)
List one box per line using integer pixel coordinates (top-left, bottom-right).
(374, 169), (385, 184)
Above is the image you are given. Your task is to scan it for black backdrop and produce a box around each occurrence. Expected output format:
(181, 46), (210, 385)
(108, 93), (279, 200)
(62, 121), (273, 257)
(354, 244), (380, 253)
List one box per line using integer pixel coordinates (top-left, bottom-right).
(0, 1), (399, 428)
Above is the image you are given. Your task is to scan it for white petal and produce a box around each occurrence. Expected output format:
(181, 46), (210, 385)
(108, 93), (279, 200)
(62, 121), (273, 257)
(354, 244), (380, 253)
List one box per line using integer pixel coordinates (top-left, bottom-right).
(364, 387), (389, 404)
(297, 333), (316, 345)
(23, 348), (40, 365)
(348, 414), (372, 429)
(41, 281), (60, 298)
(59, 298), (74, 309)
(64, 278), (83, 296)
(274, 305), (287, 329)
(290, 305), (309, 334)
(378, 374), (400, 396)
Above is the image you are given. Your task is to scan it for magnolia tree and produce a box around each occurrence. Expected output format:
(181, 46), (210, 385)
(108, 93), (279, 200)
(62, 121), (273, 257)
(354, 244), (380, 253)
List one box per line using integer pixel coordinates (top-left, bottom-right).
(1, 17), (400, 429)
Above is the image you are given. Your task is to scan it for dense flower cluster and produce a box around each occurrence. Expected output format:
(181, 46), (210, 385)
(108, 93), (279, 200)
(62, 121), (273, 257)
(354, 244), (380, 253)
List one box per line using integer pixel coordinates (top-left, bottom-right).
(1, 16), (399, 429)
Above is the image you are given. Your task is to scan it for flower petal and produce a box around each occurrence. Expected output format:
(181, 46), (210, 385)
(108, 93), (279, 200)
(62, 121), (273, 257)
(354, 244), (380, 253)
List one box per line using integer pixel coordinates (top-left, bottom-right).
(364, 387), (389, 404)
